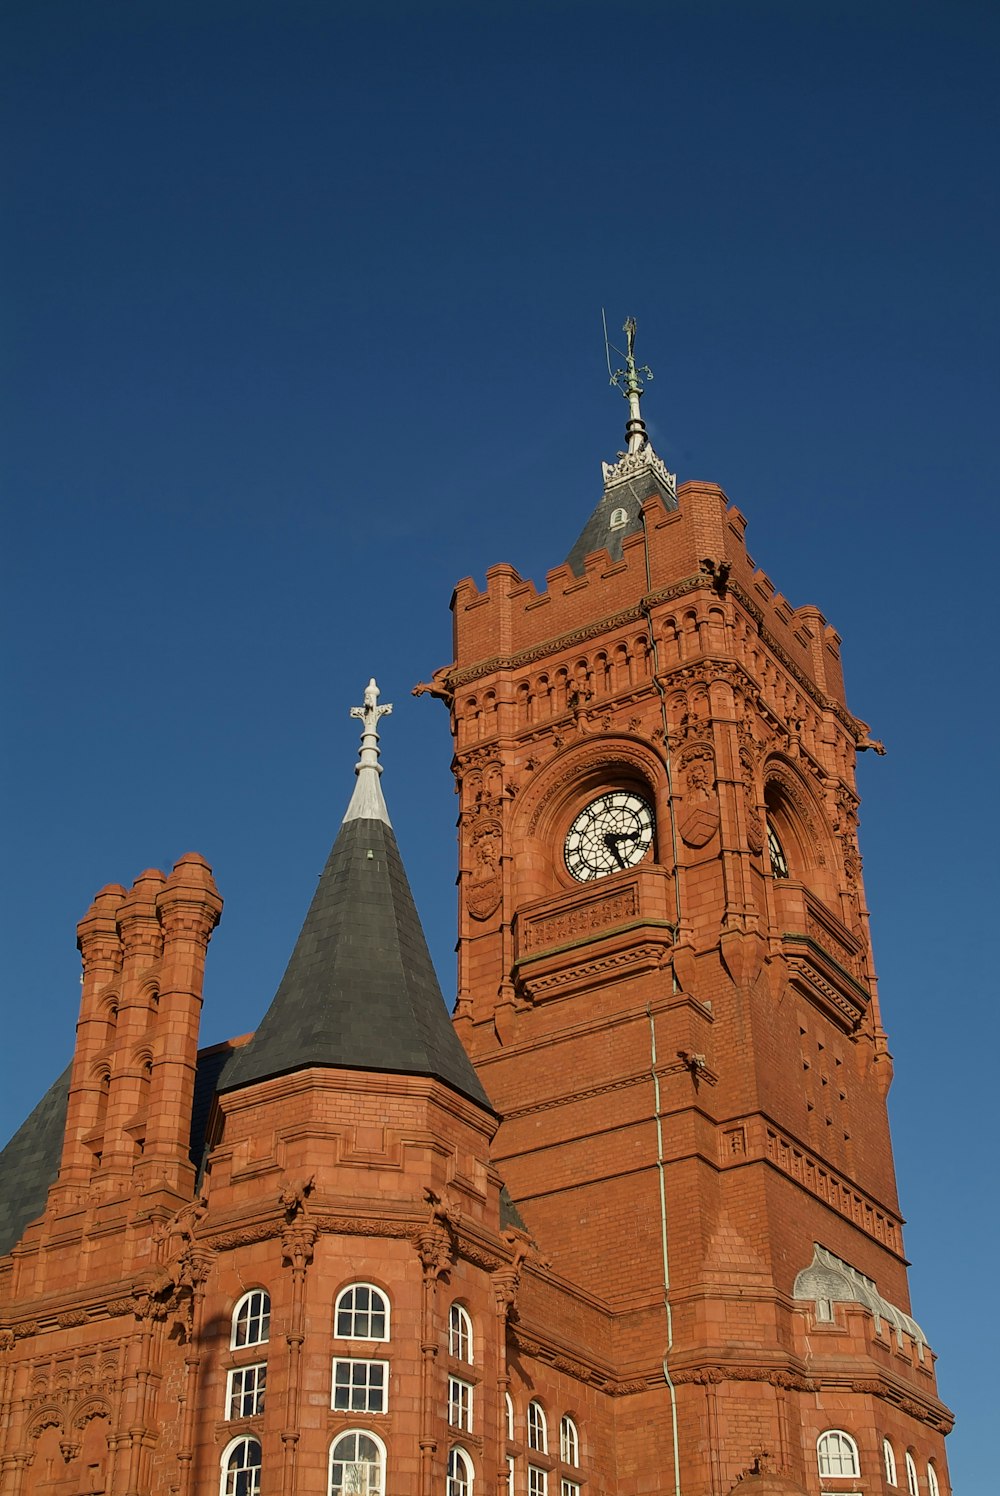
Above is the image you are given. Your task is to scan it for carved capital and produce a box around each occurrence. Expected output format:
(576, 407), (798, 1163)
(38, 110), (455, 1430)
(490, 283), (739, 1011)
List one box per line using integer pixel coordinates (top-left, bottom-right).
(280, 1222), (318, 1270)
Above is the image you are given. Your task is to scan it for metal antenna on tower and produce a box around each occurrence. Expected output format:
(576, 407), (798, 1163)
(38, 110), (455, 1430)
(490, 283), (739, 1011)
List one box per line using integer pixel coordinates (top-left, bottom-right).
(603, 313), (653, 454)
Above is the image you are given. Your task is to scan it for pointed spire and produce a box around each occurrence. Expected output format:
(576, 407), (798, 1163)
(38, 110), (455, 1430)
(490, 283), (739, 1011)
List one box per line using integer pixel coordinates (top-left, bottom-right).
(220, 678), (492, 1111)
(565, 317), (677, 576)
(344, 677), (392, 825)
(611, 315), (652, 454)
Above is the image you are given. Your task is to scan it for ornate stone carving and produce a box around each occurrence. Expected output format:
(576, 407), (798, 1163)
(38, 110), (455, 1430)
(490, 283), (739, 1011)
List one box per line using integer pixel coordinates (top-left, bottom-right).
(522, 887), (637, 952)
(524, 740), (663, 836)
(210, 1222), (278, 1250)
(766, 1132), (900, 1253)
(676, 745), (720, 848)
(280, 1222), (318, 1271)
(466, 818), (503, 921)
(601, 442), (676, 498)
(279, 1173), (315, 1223)
(411, 1190), (461, 1283)
(522, 943), (666, 1000)
(505, 1069), (655, 1120)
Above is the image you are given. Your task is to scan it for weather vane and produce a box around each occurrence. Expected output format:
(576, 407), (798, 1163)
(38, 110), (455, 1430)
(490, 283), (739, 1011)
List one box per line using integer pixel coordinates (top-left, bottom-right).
(602, 312), (653, 454)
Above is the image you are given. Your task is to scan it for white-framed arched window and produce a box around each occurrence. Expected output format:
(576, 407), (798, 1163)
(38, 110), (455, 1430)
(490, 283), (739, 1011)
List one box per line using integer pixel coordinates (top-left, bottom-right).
(883, 1438), (898, 1486)
(559, 1414), (579, 1465)
(527, 1400), (547, 1453)
(447, 1446), (474, 1496)
(504, 1392), (514, 1442)
(335, 1283), (389, 1341)
(329, 1430), (385, 1495)
(220, 1436), (262, 1496)
(231, 1291), (270, 1350)
(449, 1302), (473, 1363)
(817, 1429), (860, 1479)
(905, 1452), (919, 1496)
(926, 1461), (940, 1496)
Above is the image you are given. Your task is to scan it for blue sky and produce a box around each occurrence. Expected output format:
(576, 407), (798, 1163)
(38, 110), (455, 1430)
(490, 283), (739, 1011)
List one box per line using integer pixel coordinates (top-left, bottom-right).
(2, 2), (997, 1486)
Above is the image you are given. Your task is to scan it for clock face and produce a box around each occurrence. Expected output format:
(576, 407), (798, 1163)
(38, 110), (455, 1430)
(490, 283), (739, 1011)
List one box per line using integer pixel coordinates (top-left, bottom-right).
(564, 791), (655, 882)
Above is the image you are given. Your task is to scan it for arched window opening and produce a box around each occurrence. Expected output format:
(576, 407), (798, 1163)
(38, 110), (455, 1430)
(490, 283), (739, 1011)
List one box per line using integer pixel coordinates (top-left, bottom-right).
(609, 506), (628, 528)
(817, 1429), (860, 1479)
(927, 1461), (940, 1496)
(220, 1437), (261, 1496)
(883, 1438), (898, 1487)
(231, 1291), (270, 1350)
(335, 1283), (389, 1341)
(559, 1414), (579, 1465)
(448, 1303), (473, 1363)
(905, 1452), (919, 1496)
(527, 1400), (547, 1453)
(767, 819), (790, 879)
(329, 1431), (385, 1496)
(447, 1447), (474, 1496)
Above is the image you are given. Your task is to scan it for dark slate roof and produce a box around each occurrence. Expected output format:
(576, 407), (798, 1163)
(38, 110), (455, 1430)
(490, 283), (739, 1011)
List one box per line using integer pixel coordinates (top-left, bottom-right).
(220, 815), (493, 1112)
(189, 1040), (243, 1179)
(0, 1063), (70, 1258)
(565, 462), (678, 577)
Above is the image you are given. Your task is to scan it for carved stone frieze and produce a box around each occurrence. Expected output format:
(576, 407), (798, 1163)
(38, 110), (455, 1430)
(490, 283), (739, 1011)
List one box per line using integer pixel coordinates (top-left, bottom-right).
(508, 1326), (605, 1386)
(521, 886), (637, 953)
(765, 1126), (901, 1254)
(503, 1070), (648, 1120)
(56, 1311), (87, 1330)
(520, 943), (667, 1001)
(209, 1222), (278, 1250)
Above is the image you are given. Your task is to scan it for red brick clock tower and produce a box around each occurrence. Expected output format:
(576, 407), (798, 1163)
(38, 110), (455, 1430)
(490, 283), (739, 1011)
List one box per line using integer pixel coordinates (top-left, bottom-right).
(424, 321), (953, 1494)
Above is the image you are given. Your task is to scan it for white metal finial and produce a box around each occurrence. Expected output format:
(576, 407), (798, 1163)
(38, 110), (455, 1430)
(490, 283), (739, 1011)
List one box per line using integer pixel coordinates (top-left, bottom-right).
(344, 677), (393, 824)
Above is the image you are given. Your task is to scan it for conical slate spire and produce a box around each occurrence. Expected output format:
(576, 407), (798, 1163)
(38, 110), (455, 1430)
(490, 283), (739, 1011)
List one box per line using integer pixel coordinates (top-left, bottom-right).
(221, 681), (492, 1110)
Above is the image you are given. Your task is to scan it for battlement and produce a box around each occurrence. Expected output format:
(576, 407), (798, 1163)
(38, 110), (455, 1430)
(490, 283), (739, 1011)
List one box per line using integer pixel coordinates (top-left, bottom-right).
(452, 481), (848, 710)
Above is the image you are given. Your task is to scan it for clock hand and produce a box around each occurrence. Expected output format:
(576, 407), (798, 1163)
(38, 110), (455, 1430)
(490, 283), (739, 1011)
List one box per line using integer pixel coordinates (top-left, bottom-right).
(603, 833), (627, 869)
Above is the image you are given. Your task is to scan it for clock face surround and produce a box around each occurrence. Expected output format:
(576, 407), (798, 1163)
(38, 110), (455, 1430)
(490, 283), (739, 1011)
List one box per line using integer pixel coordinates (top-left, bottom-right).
(564, 790), (655, 882)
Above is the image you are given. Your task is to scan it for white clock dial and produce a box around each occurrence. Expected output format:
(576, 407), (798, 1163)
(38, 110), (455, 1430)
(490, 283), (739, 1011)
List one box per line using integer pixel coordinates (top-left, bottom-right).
(564, 791), (655, 882)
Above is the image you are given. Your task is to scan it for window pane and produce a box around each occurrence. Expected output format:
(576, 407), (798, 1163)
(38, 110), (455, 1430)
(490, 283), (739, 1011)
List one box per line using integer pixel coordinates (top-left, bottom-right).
(559, 1415), (579, 1465)
(528, 1467), (547, 1496)
(330, 1432), (384, 1496)
(447, 1447), (472, 1496)
(527, 1402), (547, 1453)
(448, 1377), (473, 1432)
(227, 1363), (266, 1419)
(449, 1304), (473, 1362)
(335, 1285), (389, 1341)
(223, 1438), (261, 1496)
(232, 1292), (270, 1349)
(332, 1360), (388, 1414)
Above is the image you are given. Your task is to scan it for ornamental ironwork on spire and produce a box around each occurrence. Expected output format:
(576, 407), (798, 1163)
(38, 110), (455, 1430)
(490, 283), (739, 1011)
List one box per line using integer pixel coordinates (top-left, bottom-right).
(601, 315), (676, 501)
(564, 317), (677, 576)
